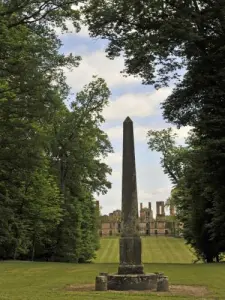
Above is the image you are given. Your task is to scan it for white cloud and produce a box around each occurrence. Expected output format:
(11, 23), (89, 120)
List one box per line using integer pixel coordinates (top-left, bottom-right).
(138, 190), (153, 201)
(104, 152), (122, 165)
(105, 125), (149, 142)
(103, 88), (172, 120)
(78, 25), (90, 37)
(64, 50), (141, 91)
(152, 187), (171, 195)
(173, 126), (193, 143)
(104, 123), (191, 145)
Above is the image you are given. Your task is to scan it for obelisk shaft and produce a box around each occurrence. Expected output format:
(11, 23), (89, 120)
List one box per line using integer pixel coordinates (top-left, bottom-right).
(121, 117), (139, 236)
(118, 116), (143, 275)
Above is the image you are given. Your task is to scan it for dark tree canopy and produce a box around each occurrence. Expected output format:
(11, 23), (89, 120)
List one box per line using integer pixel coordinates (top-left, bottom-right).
(0, 0), (112, 262)
(83, 0), (225, 86)
(83, 0), (225, 262)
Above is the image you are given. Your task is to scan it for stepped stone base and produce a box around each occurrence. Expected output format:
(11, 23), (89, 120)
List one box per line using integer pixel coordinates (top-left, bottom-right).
(95, 276), (107, 291)
(107, 273), (157, 291)
(95, 272), (170, 292)
(157, 275), (169, 292)
(118, 264), (144, 275)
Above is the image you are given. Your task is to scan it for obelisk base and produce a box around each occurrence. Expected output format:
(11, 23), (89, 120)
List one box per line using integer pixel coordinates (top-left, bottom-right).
(94, 272), (170, 291)
(118, 236), (143, 274)
(107, 273), (157, 291)
(118, 264), (144, 275)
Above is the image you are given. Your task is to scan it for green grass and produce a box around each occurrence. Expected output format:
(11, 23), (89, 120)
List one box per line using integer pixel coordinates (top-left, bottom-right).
(0, 237), (224, 300)
(95, 236), (195, 263)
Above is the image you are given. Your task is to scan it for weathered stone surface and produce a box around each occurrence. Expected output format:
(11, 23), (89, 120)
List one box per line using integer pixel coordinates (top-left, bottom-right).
(154, 272), (164, 279)
(108, 274), (157, 291)
(99, 272), (108, 276)
(118, 264), (143, 275)
(157, 276), (169, 292)
(118, 117), (143, 274)
(121, 116), (139, 237)
(119, 237), (142, 264)
(95, 117), (170, 292)
(118, 237), (144, 275)
(95, 276), (107, 291)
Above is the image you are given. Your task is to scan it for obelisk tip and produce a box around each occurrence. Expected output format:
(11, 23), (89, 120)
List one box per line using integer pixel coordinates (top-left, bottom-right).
(124, 116), (132, 123)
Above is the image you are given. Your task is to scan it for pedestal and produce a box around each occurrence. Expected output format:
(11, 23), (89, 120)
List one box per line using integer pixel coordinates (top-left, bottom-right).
(107, 274), (157, 291)
(118, 236), (143, 274)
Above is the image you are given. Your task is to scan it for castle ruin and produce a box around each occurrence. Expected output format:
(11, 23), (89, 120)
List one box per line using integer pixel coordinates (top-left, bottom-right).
(98, 201), (181, 237)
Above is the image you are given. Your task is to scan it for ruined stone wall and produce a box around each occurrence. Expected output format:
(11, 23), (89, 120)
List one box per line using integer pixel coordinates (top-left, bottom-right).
(99, 201), (179, 237)
(100, 220), (176, 236)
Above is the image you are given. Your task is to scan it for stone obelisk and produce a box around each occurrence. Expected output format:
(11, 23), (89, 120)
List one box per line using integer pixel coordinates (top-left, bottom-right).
(118, 116), (144, 275)
(97, 116), (168, 291)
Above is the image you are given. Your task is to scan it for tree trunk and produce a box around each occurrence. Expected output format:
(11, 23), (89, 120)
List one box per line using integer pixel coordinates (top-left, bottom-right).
(13, 226), (19, 260)
(31, 231), (36, 261)
(13, 242), (18, 260)
(206, 256), (213, 263)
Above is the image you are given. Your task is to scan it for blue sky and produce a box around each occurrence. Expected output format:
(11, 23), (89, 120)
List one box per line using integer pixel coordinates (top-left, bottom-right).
(59, 24), (190, 217)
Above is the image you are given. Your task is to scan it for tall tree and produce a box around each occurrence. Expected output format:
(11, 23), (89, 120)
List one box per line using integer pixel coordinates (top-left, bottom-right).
(83, 0), (225, 261)
(0, 0), (81, 260)
(49, 77), (113, 262)
(147, 128), (221, 262)
(82, 1), (225, 86)
(0, 1), (113, 262)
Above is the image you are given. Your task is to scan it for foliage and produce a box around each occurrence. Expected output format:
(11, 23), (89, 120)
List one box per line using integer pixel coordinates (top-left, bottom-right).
(147, 128), (221, 262)
(83, 1), (225, 87)
(0, 1), (112, 262)
(147, 128), (189, 185)
(83, 0), (225, 263)
(48, 77), (112, 262)
(163, 60), (225, 258)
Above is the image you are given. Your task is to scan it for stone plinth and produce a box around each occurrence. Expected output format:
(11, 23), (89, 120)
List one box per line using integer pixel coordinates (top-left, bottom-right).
(99, 272), (108, 276)
(95, 275), (107, 291)
(118, 236), (143, 274)
(157, 276), (169, 292)
(107, 273), (157, 291)
(118, 264), (144, 275)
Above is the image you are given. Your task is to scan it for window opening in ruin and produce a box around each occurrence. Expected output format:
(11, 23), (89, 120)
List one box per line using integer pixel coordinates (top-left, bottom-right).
(159, 205), (162, 215)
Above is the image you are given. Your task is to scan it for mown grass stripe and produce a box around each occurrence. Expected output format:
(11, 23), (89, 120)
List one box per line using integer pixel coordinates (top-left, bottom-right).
(95, 238), (115, 263)
(94, 236), (196, 264)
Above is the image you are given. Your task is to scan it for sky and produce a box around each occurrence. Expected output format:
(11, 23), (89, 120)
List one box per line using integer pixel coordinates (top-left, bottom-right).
(58, 23), (190, 217)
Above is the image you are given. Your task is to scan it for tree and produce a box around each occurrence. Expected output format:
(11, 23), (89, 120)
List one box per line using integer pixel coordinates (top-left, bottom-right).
(82, 1), (225, 86)
(162, 58), (225, 260)
(0, 0), (81, 29)
(147, 128), (220, 262)
(147, 128), (188, 185)
(83, 0), (225, 262)
(0, 0), (81, 260)
(0, 1), (113, 262)
(147, 127), (188, 217)
(48, 77), (113, 262)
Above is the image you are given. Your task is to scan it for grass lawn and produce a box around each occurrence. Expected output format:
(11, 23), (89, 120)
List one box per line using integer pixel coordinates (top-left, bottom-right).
(94, 236), (195, 263)
(0, 237), (224, 300)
